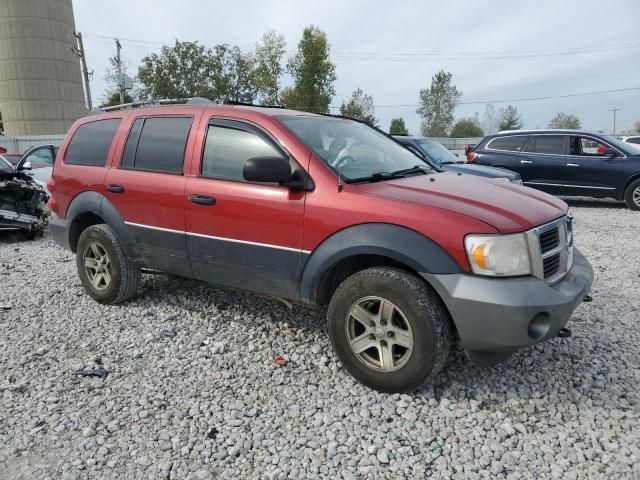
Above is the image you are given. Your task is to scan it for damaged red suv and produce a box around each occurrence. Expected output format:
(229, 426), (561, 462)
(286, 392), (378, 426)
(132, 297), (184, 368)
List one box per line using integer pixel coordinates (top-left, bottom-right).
(48, 99), (593, 392)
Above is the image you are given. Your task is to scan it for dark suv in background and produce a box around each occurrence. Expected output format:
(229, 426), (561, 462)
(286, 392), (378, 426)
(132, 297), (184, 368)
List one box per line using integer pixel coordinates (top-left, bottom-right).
(468, 129), (640, 210)
(393, 136), (522, 184)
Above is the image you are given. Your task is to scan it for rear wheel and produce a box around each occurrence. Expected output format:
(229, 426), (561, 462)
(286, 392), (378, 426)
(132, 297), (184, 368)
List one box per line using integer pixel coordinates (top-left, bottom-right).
(76, 224), (141, 304)
(327, 267), (450, 393)
(624, 179), (640, 210)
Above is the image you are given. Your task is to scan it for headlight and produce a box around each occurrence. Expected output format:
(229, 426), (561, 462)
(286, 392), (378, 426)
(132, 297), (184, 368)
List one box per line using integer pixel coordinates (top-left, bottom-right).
(511, 178), (523, 185)
(465, 233), (531, 277)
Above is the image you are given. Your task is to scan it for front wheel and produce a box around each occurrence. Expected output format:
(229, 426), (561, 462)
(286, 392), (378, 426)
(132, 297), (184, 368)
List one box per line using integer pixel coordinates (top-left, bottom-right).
(624, 179), (640, 211)
(76, 224), (141, 304)
(327, 267), (451, 393)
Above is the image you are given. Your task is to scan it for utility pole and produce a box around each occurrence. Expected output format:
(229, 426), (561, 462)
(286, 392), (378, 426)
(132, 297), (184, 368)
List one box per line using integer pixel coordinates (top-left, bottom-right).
(609, 107), (620, 135)
(115, 39), (124, 104)
(73, 32), (92, 110)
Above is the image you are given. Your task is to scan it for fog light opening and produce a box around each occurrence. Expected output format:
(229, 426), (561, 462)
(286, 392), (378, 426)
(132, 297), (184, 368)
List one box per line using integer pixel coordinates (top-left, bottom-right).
(528, 312), (551, 340)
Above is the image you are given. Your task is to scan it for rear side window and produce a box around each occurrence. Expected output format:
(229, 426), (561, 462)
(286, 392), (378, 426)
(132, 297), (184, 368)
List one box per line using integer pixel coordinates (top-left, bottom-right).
(65, 119), (121, 166)
(525, 135), (566, 155)
(121, 117), (192, 174)
(486, 136), (529, 152)
(201, 124), (282, 181)
(628, 137), (640, 145)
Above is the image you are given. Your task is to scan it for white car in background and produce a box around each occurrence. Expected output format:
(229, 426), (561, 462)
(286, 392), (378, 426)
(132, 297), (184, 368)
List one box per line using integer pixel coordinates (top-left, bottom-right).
(1, 144), (56, 194)
(621, 135), (640, 147)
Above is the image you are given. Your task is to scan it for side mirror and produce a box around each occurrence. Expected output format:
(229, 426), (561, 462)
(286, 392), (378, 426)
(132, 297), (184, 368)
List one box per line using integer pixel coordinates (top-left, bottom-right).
(243, 156), (292, 184)
(603, 147), (619, 158)
(18, 161), (32, 171)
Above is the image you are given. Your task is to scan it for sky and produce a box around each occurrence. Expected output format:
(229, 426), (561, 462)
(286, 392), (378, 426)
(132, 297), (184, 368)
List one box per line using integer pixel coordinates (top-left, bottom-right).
(73, 0), (640, 136)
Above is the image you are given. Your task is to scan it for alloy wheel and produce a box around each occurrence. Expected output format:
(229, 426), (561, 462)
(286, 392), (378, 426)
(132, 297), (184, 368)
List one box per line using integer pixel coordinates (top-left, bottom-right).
(633, 186), (640, 207)
(83, 242), (112, 291)
(345, 296), (414, 372)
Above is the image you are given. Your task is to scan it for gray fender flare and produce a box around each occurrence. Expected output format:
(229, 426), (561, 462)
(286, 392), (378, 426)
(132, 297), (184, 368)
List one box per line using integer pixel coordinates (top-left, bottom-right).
(298, 223), (462, 303)
(65, 191), (140, 261)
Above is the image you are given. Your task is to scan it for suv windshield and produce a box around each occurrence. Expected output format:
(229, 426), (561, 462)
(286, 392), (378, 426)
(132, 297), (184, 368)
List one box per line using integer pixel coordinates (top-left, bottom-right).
(279, 115), (431, 181)
(417, 140), (458, 165)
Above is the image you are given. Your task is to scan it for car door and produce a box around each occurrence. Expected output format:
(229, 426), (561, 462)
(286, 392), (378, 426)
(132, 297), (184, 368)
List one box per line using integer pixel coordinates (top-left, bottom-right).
(563, 135), (623, 197)
(16, 145), (56, 187)
(184, 118), (306, 299)
(519, 134), (568, 194)
(103, 114), (198, 277)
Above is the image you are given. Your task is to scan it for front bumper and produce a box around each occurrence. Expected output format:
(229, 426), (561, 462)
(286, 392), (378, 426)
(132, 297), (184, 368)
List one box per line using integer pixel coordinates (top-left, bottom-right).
(422, 248), (593, 364)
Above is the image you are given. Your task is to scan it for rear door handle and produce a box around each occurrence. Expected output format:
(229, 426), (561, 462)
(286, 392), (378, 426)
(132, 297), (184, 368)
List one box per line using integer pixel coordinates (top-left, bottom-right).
(189, 194), (216, 206)
(107, 184), (124, 193)
(566, 163), (580, 167)
(520, 160), (533, 164)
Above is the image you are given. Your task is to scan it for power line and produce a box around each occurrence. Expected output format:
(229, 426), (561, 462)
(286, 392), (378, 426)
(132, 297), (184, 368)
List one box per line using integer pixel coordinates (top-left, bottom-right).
(369, 86), (640, 108)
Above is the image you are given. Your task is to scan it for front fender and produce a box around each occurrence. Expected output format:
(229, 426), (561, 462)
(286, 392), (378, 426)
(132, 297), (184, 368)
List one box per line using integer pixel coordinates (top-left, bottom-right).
(298, 223), (462, 303)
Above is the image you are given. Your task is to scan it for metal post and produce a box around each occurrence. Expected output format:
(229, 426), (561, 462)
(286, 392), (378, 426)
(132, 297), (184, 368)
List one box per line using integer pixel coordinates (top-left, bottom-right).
(609, 108), (620, 135)
(115, 39), (124, 104)
(74, 32), (92, 110)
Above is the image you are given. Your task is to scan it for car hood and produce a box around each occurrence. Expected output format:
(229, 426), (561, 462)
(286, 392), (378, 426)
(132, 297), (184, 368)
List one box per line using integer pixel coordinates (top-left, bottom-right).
(357, 172), (567, 233)
(439, 163), (520, 179)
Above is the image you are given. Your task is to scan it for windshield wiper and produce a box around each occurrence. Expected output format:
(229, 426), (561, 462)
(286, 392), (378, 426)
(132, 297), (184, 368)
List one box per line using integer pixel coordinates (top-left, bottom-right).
(344, 165), (431, 184)
(390, 164), (431, 175)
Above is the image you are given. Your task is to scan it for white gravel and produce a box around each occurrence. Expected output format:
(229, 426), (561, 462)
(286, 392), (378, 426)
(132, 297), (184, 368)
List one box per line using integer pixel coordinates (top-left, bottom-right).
(1, 199), (639, 479)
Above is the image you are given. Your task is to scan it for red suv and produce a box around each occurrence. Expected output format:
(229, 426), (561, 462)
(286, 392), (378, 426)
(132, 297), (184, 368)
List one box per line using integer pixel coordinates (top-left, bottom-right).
(48, 99), (593, 392)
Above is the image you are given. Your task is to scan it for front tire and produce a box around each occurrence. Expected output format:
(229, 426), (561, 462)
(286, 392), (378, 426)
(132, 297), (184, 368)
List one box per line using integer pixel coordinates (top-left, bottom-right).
(327, 267), (451, 393)
(76, 224), (141, 304)
(624, 179), (640, 210)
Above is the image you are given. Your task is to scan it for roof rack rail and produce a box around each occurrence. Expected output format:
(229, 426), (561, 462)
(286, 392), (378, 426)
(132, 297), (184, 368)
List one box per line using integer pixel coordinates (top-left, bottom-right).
(88, 97), (215, 115)
(223, 100), (289, 110)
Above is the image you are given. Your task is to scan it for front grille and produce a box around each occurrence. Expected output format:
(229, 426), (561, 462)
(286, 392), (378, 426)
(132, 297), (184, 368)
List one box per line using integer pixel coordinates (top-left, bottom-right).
(527, 215), (573, 284)
(539, 228), (560, 253)
(543, 252), (561, 278)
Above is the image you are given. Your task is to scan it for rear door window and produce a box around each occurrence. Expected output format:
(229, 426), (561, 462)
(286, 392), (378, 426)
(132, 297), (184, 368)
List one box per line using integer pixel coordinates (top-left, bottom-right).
(121, 117), (192, 174)
(65, 119), (121, 166)
(487, 136), (529, 152)
(525, 135), (566, 155)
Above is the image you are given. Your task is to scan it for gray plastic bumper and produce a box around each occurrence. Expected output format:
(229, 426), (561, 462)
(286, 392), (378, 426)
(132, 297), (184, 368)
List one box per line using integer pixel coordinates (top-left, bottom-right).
(422, 248), (593, 363)
(49, 214), (70, 250)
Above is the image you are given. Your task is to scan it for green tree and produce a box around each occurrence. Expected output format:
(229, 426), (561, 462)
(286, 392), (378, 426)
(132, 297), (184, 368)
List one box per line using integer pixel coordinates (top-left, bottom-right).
(548, 112), (581, 129)
(211, 44), (257, 103)
(281, 26), (337, 113)
(254, 31), (286, 105)
(498, 105), (523, 131)
(339, 88), (377, 125)
(417, 70), (461, 137)
(389, 117), (409, 135)
(137, 41), (216, 99)
(450, 117), (484, 137)
(100, 91), (134, 108)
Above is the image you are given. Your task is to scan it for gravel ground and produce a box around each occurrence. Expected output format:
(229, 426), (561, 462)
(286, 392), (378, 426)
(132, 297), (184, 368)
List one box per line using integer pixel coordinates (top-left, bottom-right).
(1, 198), (639, 480)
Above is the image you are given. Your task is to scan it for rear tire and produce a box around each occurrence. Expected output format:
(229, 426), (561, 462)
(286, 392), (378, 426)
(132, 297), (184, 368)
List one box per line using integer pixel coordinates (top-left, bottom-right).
(327, 267), (450, 393)
(76, 224), (141, 304)
(624, 179), (640, 210)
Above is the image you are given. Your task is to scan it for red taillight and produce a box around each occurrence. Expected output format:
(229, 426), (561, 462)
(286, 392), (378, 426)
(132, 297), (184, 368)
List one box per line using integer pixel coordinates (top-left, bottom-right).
(467, 152), (478, 162)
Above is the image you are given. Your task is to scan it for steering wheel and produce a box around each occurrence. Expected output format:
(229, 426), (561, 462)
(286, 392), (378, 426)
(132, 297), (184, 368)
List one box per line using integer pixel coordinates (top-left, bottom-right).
(333, 155), (357, 169)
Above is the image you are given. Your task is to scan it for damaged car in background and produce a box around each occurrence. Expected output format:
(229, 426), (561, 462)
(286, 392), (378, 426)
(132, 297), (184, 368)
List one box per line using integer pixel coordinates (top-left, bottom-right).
(0, 154), (49, 238)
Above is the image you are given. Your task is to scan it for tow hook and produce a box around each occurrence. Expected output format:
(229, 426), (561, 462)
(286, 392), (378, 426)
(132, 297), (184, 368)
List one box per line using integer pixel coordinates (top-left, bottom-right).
(583, 295), (593, 303)
(557, 327), (572, 338)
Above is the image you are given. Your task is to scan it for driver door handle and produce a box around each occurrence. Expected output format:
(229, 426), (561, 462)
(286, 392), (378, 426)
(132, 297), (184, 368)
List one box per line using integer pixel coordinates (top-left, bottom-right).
(520, 160), (533, 164)
(566, 163), (580, 167)
(189, 194), (216, 206)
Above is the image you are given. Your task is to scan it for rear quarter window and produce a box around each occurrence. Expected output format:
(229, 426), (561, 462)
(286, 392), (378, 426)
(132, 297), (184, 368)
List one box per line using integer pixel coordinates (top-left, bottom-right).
(65, 119), (121, 166)
(486, 136), (530, 152)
